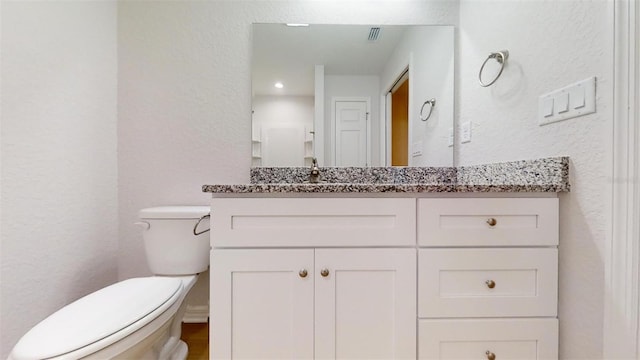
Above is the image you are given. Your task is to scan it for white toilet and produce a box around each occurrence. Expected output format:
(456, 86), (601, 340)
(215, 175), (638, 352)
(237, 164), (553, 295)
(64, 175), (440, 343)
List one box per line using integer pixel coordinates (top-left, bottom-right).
(9, 206), (210, 360)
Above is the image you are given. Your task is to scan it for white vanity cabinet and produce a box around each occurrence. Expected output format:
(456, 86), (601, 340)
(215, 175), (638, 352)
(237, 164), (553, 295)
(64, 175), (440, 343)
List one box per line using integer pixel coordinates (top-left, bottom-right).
(210, 196), (560, 360)
(210, 198), (417, 360)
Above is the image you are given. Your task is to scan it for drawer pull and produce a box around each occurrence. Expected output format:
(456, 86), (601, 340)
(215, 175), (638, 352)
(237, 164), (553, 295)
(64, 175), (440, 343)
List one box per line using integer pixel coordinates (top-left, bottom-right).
(486, 217), (497, 226)
(320, 268), (330, 277)
(299, 269), (308, 278)
(485, 280), (496, 289)
(485, 351), (496, 360)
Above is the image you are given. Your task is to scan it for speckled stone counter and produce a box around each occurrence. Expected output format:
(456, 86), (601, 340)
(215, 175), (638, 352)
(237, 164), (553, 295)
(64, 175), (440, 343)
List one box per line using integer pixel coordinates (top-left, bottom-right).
(202, 157), (570, 194)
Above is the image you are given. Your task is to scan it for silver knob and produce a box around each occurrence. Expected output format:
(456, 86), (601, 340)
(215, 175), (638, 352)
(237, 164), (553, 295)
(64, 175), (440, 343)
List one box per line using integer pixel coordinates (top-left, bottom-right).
(299, 269), (308, 278)
(320, 268), (330, 277)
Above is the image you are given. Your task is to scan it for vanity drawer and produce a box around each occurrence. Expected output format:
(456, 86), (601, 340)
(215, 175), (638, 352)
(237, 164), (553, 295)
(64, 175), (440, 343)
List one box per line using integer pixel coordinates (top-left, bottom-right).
(211, 198), (416, 248)
(418, 248), (557, 318)
(418, 318), (558, 360)
(417, 198), (558, 247)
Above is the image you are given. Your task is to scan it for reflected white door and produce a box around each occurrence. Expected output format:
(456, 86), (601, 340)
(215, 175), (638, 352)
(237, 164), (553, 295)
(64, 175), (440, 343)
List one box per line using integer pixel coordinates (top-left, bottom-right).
(333, 99), (369, 166)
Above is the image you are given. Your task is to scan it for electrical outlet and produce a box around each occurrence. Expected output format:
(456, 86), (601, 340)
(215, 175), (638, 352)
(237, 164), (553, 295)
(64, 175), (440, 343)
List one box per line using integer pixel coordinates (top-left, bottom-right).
(461, 121), (472, 143)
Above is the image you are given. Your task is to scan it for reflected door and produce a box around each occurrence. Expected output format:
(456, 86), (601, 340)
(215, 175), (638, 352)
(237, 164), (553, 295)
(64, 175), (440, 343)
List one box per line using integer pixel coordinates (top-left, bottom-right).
(334, 99), (369, 166)
(391, 79), (409, 166)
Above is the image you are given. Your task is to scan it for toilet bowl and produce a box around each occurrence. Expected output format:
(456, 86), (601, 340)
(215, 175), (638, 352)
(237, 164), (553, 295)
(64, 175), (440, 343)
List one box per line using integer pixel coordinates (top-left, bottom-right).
(9, 206), (210, 360)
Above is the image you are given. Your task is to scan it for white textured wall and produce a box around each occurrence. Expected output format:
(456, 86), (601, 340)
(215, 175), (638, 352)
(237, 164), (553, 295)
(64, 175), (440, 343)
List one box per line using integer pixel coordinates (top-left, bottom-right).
(0, 2), (118, 357)
(457, 1), (610, 358)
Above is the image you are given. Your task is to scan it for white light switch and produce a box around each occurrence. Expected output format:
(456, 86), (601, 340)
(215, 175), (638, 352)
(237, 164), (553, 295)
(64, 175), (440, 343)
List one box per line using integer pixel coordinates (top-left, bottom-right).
(570, 86), (586, 109)
(447, 128), (454, 147)
(542, 97), (554, 117)
(556, 92), (569, 113)
(538, 77), (596, 126)
(461, 122), (471, 143)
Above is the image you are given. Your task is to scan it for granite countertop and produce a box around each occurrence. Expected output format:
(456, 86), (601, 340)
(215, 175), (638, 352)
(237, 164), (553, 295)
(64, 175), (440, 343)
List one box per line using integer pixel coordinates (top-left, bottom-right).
(202, 157), (570, 194)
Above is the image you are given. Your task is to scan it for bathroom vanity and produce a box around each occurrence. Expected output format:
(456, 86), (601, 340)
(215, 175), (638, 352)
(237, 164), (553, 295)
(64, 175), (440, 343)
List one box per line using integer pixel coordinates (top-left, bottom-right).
(203, 157), (568, 360)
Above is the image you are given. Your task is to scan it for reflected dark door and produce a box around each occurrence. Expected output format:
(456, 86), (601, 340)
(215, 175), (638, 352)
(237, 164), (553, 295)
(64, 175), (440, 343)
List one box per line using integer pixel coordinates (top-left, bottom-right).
(391, 79), (409, 166)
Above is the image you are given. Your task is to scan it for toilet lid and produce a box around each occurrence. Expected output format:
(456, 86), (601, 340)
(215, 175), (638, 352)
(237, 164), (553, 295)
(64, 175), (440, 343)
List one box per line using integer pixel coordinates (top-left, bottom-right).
(139, 206), (210, 219)
(11, 277), (182, 360)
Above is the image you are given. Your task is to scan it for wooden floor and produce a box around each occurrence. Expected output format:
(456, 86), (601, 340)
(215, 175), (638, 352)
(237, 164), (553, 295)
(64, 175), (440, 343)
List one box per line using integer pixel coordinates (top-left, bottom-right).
(181, 322), (209, 360)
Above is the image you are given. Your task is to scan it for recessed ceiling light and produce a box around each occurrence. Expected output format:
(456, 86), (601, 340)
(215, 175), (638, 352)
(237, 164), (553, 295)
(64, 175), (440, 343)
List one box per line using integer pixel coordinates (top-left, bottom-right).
(274, 82), (284, 88)
(286, 23), (309, 27)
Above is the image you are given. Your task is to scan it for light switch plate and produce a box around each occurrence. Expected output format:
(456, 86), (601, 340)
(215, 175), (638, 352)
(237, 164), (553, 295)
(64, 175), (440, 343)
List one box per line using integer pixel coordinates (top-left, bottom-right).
(461, 122), (471, 143)
(539, 76), (596, 126)
(555, 92), (569, 113)
(412, 141), (423, 157)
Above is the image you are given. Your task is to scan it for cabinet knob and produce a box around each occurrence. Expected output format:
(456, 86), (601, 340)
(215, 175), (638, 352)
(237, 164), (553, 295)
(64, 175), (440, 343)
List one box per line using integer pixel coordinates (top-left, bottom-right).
(485, 351), (496, 360)
(486, 218), (497, 226)
(320, 268), (330, 277)
(299, 269), (308, 278)
(485, 280), (496, 289)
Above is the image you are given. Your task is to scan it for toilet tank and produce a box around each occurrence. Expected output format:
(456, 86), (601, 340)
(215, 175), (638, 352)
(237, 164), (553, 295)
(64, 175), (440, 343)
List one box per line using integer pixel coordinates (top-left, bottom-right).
(138, 206), (210, 275)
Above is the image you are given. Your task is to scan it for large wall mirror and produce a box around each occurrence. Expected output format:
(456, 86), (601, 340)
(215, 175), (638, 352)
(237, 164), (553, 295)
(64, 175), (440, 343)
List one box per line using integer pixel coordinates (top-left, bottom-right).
(252, 24), (454, 167)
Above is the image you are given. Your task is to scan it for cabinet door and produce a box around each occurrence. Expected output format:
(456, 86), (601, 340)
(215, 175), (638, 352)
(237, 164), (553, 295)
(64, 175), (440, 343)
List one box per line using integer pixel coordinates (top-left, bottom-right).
(210, 249), (314, 359)
(315, 248), (417, 359)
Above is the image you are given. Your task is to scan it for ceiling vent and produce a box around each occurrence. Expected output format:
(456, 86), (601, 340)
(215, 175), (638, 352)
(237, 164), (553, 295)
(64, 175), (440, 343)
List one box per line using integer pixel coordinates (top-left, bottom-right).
(368, 27), (381, 41)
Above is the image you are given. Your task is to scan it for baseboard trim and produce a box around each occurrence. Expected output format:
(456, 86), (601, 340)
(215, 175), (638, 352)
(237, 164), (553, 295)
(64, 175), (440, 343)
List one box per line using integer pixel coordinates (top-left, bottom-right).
(182, 304), (209, 323)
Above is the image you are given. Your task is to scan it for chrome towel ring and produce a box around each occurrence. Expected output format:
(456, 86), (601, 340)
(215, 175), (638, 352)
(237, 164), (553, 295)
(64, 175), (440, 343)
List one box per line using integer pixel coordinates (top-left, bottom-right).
(420, 98), (436, 121)
(479, 50), (509, 87)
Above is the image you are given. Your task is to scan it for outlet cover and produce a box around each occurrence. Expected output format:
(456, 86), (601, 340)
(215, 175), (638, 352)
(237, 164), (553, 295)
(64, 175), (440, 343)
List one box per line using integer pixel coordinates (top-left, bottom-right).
(461, 122), (472, 143)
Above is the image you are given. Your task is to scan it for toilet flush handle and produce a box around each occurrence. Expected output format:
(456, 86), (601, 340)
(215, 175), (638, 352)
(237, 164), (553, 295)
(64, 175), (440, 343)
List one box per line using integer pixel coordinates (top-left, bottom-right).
(134, 221), (150, 230)
(193, 214), (211, 236)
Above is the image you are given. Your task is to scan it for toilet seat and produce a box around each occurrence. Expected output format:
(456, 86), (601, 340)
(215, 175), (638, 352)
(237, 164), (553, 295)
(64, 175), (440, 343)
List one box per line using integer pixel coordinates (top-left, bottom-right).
(10, 277), (182, 360)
